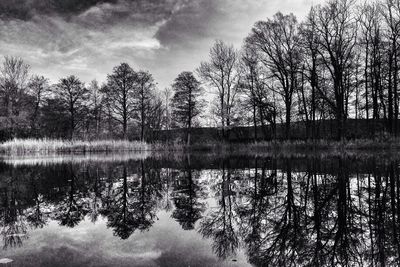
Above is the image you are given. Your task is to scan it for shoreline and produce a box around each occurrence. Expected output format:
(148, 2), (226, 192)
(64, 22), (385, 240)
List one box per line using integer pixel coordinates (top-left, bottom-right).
(0, 138), (399, 156)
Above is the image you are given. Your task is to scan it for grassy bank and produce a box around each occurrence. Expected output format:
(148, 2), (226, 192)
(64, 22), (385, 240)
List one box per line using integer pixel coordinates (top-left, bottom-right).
(153, 138), (400, 153)
(1, 138), (400, 156)
(0, 138), (149, 155)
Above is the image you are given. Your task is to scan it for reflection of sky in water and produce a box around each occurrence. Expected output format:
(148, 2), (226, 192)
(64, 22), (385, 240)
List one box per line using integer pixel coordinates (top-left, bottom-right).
(1, 203), (248, 266)
(1, 156), (400, 266)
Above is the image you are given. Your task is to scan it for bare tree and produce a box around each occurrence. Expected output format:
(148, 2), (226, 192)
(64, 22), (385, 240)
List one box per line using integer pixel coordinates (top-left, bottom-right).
(247, 12), (301, 139)
(239, 45), (274, 140)
(135, 70), (156, 142)
(87, 80), (103, 139)
(162, 87), (173, 130)
(104, 63), (136, 139)
(299, 8), (327, 140)
(27, 75), (50, 134)
(54, 75), (88, 139)
(358, 2), (378, 122)
(198, 40), (241, 138)
(0, 56), (30, 136)
(309, 0), (358, 140)
(171, 71), (204, 145)
(382, 0), (400, 133)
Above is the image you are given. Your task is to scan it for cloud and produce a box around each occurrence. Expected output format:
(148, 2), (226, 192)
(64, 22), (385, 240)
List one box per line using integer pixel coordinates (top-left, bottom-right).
(0, 0), (181, 83)
(0, 0), (119, 20)
(0, 0), (324, 88)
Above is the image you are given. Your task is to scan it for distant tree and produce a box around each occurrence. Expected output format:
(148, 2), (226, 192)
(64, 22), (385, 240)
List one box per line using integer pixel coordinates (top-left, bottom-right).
(147, 95), (164, 134)
(171, 71), (203, 145)
(198, 40), (241, 137)
(40, 98), (70, 138)
(104, 63), (137, 139)
(54, 75), (88, 139)
(27, 75), (50, 135)
(101, 84), (118, 139)
(247, 12), (301, 139)
(0, 56), (30, 137)
(162, 87), (173, 130)
(135, 70), (156, 142)
(87, 80), (103, 139)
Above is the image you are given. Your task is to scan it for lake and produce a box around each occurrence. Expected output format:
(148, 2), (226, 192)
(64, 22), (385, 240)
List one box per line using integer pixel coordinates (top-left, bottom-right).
(0, 153), (399, 266)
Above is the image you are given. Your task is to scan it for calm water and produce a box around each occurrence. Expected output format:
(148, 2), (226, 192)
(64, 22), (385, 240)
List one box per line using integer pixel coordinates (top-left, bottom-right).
(0, 154), (399, 266)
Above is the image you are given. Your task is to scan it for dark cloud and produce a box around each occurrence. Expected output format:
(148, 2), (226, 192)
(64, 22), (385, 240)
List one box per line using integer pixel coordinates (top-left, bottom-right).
(0, 0), (185, 54)
(0, 0), (118, 20)
(155, 0), (219, 48)
(0, 0), (322, 90)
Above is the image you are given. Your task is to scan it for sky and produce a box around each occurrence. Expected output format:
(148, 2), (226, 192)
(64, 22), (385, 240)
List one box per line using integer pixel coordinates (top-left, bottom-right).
(0, 0), (323, 90)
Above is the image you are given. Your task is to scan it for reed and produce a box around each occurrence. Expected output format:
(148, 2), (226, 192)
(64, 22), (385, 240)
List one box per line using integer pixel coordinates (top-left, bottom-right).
(0, 138), (150, 155)
(2, 137), (400, 156)
(150, 138), (400, 154)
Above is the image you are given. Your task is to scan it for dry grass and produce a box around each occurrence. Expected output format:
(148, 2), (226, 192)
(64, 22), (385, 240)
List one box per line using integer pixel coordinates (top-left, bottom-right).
(2, 138), (400, 156)
(0, 138), (150, 155)
(150, 138), (400, 158)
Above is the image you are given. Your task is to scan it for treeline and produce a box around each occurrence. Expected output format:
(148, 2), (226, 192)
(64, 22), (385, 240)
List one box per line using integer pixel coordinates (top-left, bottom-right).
(2, 0), (400, 142)
(198, 0), (400, 141)
(0, 59), (164, 140)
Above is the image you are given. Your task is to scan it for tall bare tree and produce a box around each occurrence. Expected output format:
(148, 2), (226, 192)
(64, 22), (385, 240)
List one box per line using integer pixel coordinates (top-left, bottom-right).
(27, 75), (50, 134)
(382, 0), (400, 133)
(87, 80), (103, 139)
(247, 12), (301, 139)
(171, 71), (203, 145)
(104, 63), (137, 139)
(135, 70), (156, 142)
(198, 40), (241, 137)
(54, 75), (88, 139)
(309, 0), (358, 140)
(0, 56), (30, 137)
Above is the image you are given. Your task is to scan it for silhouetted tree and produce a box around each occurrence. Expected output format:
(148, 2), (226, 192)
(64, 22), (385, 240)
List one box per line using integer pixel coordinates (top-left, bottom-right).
(171, 163), (205, 230)
(247, 12), (301, 139)
(54, 75), (88, 139)
(104, 63), (137, 139)
(27, 75), (50, 135)
(135, 70), (156, 142)
(87, 80), (103, 139)
(0, 56), (30, 137)
(198, 40), (241, 137)
(171, 71), (203, 145)
(309, 0), (358, 140)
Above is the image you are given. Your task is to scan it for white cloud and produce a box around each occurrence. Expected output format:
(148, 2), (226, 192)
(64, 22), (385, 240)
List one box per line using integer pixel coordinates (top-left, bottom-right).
(0, 0), (326, 88)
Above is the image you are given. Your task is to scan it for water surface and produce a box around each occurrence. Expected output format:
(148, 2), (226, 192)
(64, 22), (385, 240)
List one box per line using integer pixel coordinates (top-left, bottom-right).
(0, 153), (399, 266)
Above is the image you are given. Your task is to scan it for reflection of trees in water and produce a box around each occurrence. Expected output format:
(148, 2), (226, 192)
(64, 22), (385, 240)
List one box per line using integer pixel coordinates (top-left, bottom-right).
(199, 161), (240, 259)
(0, 170), (28, 250)
(191, 157), (400, 266)
(86, 166), (103, 223)
(234, 158), (310, 266)
(26, 169), (49, 228)
(170, 157), (206, 230)
(100, 161), (162, 239)
(2, 157), (400, 266)
(53, 164), (89, 227)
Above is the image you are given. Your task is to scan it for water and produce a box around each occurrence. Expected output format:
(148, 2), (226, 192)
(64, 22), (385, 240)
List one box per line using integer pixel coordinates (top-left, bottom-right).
(0, 153), (399, 266)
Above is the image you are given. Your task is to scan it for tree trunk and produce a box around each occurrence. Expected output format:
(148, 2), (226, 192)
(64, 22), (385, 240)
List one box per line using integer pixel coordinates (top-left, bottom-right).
(285, 103), (291, 140)
(389, 53), (394, 134)
(253, 104), (257, 141)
